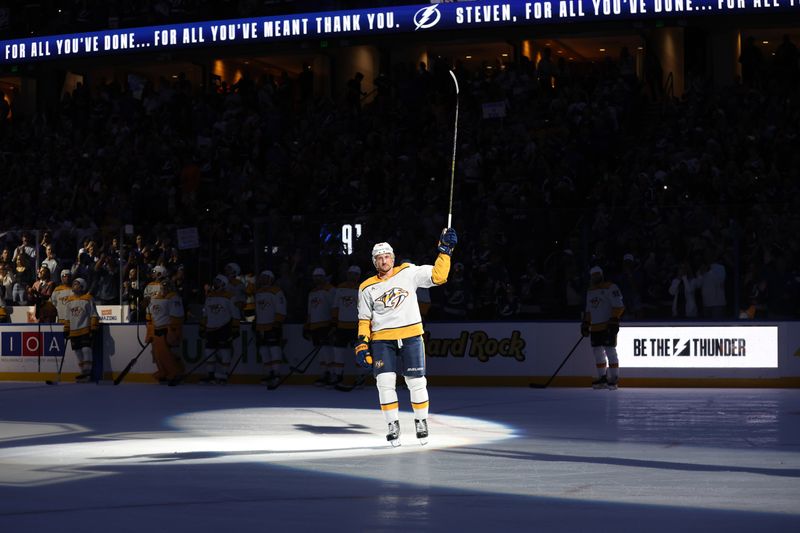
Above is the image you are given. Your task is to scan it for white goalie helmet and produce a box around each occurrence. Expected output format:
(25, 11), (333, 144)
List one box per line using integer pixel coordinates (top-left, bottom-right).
(371, 242), (394, 267)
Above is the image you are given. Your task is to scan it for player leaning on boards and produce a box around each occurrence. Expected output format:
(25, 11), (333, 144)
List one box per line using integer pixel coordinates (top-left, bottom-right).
(581, 266), (625, 390)
(355, 228), (457, 446)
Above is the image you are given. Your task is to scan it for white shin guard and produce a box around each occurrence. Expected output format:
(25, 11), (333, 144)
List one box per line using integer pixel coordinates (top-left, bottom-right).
(405, 376), (429, 419)
(376, 372), (399, 422)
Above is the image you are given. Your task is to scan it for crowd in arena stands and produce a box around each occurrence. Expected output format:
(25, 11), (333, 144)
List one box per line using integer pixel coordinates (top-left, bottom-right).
(1, 33), (799, 323)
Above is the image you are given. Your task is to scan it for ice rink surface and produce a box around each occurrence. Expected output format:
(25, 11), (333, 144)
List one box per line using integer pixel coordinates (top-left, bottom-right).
(0, 381), (798, 532)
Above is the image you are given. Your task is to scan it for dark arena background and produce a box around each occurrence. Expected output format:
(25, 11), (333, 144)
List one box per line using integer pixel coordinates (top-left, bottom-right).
(1, 1), (799, 532)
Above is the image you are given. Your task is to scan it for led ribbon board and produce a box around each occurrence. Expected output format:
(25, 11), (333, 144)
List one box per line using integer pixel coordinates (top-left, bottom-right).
(617, 326), (778, 368)
(2, 1), (798, 65)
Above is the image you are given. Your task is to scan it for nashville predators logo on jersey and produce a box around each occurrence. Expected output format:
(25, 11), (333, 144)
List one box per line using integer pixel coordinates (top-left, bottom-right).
(377, 288), (409, 309)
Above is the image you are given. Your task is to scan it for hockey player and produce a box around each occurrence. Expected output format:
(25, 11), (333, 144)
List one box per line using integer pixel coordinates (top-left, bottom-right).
(332, 265), (363, 388)
(243, 271), (257, 322)
(303, 267), (335, 386)
(200, 274), (240, 384)
(51, 269), (73, 324)
(224, 262), (247, 317)
(146, 279), (185, 383)
(254, 270), (287, 387)
(581, 266), (625, 390)
(143, 265), (169, 310)
(355, 228), (457, 446)
(63, 278), (100, 382)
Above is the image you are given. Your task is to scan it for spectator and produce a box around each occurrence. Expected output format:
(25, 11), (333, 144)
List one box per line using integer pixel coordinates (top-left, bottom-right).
(11, 254), (34, 305)
(668, 261), (701, 318)
(698, 249), (727, 319)
(28, 265), (57, 322)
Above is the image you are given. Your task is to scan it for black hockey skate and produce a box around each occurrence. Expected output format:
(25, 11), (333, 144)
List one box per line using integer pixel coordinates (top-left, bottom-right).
(75, 372), (92, 383)
(386, 420), (401, 447)
(314, 372), (330, 387)
(606, 378), (619, 390)
(415, 419), (429, 445)
(592, 375), (608, 390)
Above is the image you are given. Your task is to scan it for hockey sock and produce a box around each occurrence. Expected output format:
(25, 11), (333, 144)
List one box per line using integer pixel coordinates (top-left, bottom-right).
(593, 347), (608, 378)
(405, 376), (429, 420)
(606, 348), (619, 381)
(204, 348), (217, 375)
(377, 372), (399, 423)
(216, 348), (231, 378)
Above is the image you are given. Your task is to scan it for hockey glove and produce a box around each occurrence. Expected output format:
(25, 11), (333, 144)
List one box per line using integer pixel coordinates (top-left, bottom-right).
(355, 336), (373, 368)
(607, 317), (620, 336)
(580, 322), (590, 337)
(437, 227), (458, 255)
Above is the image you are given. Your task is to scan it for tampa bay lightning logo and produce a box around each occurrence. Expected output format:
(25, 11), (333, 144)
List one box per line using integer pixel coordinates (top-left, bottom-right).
(377, 287), (409, 309)
(413, 4), (441, 30)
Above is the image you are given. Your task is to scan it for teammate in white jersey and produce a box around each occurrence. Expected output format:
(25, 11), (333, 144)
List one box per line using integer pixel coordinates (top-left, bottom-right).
(63, 278), (100, 382)
(304, 267), (335, 386)
(51, 270), (73, 325)
(332, 265), (362, 388)
(254, 270), (287, 387)
(356, 228), (457, 445)
(581, 266), (625, 390)
(200, 274), (240, 384)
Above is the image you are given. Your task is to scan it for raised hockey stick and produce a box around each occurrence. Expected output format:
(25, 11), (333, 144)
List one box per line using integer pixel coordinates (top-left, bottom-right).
(113, 341), (152, 385)
(529, 336), (584, 389)
(267, 345), (322, 391)
(447, 69), (460, 228)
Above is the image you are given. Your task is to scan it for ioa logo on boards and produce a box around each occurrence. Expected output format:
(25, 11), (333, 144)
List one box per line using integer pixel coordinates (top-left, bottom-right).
(423, 330), (526, 362)
(0, 332), (67, 357)
(413, 4), (441, 30)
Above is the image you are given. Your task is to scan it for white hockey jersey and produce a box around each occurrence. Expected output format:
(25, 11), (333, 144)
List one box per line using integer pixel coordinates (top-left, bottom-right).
(306, 283), (334, 330)
(585, 281), (625, 331)
(147, 292), (185, 330)
(255, 286), (287, 331)
(51, 283), (73, 322)
(333, 281), (359, 329)
(358, 256), (450, 341)
(202, 290), (239, 331)
(63, 293), (99, 338)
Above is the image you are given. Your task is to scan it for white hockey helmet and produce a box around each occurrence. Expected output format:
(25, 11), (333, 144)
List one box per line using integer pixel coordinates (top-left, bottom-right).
(589, 265), (603, 276)
(60, 269), (72, 279)
(153, 265), (168, 279)
(258, 270), (275, 284)
(371, 242), (394, 267)
(225, 262), (241, 277)
(312, 267), (326, 277)
(72, 278), (87, 293)
(213, 274), (228, 290)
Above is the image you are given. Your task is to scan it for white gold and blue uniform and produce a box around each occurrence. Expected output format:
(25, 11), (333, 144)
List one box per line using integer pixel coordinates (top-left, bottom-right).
(356, 229), (456, 445)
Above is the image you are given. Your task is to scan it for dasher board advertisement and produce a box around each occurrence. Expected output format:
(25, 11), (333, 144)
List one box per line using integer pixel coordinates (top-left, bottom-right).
(617, 326), (778, 368)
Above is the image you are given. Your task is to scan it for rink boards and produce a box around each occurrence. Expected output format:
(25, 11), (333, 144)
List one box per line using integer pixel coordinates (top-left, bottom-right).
(0, 322), (797, 386)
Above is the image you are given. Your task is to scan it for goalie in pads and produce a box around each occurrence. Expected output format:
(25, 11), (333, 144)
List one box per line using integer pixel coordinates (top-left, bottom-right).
(356, 228), (457, 445)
